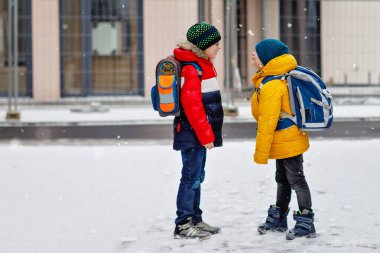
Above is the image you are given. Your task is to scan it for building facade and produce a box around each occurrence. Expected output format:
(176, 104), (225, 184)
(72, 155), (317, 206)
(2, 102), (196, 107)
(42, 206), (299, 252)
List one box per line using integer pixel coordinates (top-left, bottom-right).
(0, 0), (379, 101)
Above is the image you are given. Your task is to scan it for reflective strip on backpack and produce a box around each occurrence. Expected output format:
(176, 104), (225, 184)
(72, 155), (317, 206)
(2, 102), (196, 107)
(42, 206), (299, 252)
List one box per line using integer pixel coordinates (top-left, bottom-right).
(290, 70), (324, 94)
(159, 93), (175, 104)
(276, 117), (295, 130)
(310, 88), (332, 126)
(296, 87), (306, 126)
(287, 77), (297, 120)
(321, 95), (332, 125)
(311, 97), (331, 110)
(304, 122), (329, 128)
(280, 112), (297, 124)
(322, 89), (332, 99)
(297, 87), (328, 129)
(180, 77), (185, 88)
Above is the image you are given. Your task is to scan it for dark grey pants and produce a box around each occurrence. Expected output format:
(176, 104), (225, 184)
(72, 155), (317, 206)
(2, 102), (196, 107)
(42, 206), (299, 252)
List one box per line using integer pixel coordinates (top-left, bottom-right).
(275, 154), (312, 213)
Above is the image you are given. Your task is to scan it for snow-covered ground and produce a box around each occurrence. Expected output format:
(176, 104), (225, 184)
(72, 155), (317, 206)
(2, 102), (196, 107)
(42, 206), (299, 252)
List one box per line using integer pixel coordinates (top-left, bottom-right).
(0, 139), (379, 253)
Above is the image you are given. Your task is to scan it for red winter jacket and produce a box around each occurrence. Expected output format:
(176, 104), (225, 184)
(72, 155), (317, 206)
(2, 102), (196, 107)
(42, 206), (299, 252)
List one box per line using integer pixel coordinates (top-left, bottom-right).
(173, 47), (223, 150)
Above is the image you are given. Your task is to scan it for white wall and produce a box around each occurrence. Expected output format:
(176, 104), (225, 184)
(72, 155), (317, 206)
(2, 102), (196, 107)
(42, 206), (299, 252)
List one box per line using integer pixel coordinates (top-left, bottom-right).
(143, 0), (198, 96)
(322, 0), (380, 85)
(246, 0), (280, 85)
(143, 0), (225, 96)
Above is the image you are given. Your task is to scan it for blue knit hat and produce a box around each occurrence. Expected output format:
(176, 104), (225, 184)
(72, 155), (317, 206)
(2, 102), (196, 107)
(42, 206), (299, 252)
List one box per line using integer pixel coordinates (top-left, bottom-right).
(255, 39), (289, 66)
(187, 21), (221, 51)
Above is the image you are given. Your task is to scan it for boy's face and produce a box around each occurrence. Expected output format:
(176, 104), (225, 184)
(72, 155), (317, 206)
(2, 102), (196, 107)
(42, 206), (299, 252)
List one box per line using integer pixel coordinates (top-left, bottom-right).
(204, 42), (221, 60)
(251, 51), (263, 69)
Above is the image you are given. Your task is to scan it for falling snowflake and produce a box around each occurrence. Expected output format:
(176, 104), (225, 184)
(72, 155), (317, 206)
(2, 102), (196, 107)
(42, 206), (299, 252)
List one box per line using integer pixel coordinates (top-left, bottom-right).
(247, 30), (255, 37)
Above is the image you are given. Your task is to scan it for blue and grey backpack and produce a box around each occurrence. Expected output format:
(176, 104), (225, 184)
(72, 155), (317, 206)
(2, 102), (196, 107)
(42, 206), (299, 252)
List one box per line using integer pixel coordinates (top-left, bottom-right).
(151, 56), (202, 117)
(258, 66), (333, 131)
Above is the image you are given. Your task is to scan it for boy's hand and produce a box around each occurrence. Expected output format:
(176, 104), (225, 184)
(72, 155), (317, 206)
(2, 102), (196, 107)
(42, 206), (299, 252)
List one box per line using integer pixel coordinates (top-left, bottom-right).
(204, 142), (214, 150)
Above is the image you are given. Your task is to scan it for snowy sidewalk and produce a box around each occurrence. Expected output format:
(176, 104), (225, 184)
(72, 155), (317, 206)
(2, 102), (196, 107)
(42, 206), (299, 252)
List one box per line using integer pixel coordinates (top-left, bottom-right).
(0, 139), (379, 252)
(1, 103), (380, 126)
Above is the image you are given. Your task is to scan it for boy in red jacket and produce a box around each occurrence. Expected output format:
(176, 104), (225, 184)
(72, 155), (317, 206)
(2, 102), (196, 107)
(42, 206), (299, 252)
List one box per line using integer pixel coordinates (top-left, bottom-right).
(173, 22), (223, 240)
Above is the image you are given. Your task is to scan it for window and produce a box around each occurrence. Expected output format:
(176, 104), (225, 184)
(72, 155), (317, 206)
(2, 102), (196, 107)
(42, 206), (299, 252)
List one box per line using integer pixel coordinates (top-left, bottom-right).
(60, 0), (144, 96)
(0, 0), (32, 97)
(280, 0), (321, 75)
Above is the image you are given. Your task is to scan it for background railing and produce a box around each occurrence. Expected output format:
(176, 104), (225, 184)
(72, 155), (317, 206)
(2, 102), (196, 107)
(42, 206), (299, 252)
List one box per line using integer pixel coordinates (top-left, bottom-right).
(0, 0), (379, 100)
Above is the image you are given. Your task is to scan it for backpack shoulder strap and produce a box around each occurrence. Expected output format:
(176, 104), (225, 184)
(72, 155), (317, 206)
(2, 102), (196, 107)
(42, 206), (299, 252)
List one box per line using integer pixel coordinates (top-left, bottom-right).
(255, 74), (297, 130)
(181, 62), (202, 80)
(256, 75), (286, 94)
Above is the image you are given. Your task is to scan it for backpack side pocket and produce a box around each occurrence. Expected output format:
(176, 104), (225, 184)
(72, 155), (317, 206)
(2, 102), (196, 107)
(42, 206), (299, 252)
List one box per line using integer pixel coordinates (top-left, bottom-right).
(151, 85), (158, 111)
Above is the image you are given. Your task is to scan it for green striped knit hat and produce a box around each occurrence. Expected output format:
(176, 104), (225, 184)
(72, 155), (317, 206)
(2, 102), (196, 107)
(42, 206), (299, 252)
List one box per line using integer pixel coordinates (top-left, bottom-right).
(186, 21), (221, 51)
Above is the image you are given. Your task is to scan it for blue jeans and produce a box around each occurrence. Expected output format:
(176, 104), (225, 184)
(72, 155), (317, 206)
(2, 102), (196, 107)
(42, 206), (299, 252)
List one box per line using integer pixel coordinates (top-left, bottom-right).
(175, 147), (206, 225)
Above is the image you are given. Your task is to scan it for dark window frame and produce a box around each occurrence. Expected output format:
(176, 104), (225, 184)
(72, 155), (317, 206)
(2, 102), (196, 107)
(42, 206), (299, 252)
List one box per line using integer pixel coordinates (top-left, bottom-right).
(280, 0), (321, 75)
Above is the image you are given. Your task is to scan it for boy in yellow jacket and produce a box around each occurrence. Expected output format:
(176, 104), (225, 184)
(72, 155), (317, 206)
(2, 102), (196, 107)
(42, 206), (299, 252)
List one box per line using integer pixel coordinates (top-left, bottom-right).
(251, 39), (316, 240)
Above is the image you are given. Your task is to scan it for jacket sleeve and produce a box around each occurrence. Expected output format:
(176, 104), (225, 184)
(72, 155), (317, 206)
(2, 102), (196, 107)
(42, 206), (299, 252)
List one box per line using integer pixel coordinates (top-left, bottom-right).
(254, 81), (282, 164)
(181, 66), (215, 145)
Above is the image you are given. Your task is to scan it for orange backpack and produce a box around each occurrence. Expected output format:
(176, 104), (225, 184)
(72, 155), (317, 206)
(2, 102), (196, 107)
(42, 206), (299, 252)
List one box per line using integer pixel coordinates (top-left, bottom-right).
(151, 56), (201, 117)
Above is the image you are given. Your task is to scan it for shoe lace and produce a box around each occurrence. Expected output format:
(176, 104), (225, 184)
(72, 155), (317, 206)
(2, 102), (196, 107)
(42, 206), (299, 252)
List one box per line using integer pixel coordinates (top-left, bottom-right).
(187, 225), (205, 236)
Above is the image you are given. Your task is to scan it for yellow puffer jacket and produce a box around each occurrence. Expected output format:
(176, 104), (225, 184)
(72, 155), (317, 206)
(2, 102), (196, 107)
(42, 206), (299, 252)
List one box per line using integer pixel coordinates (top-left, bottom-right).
(251, 54), (309, 164)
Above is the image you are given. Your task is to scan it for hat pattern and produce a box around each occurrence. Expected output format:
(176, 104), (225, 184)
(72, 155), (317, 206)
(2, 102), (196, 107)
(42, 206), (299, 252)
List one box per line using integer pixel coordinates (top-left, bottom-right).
(187, 21), (221, 51)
